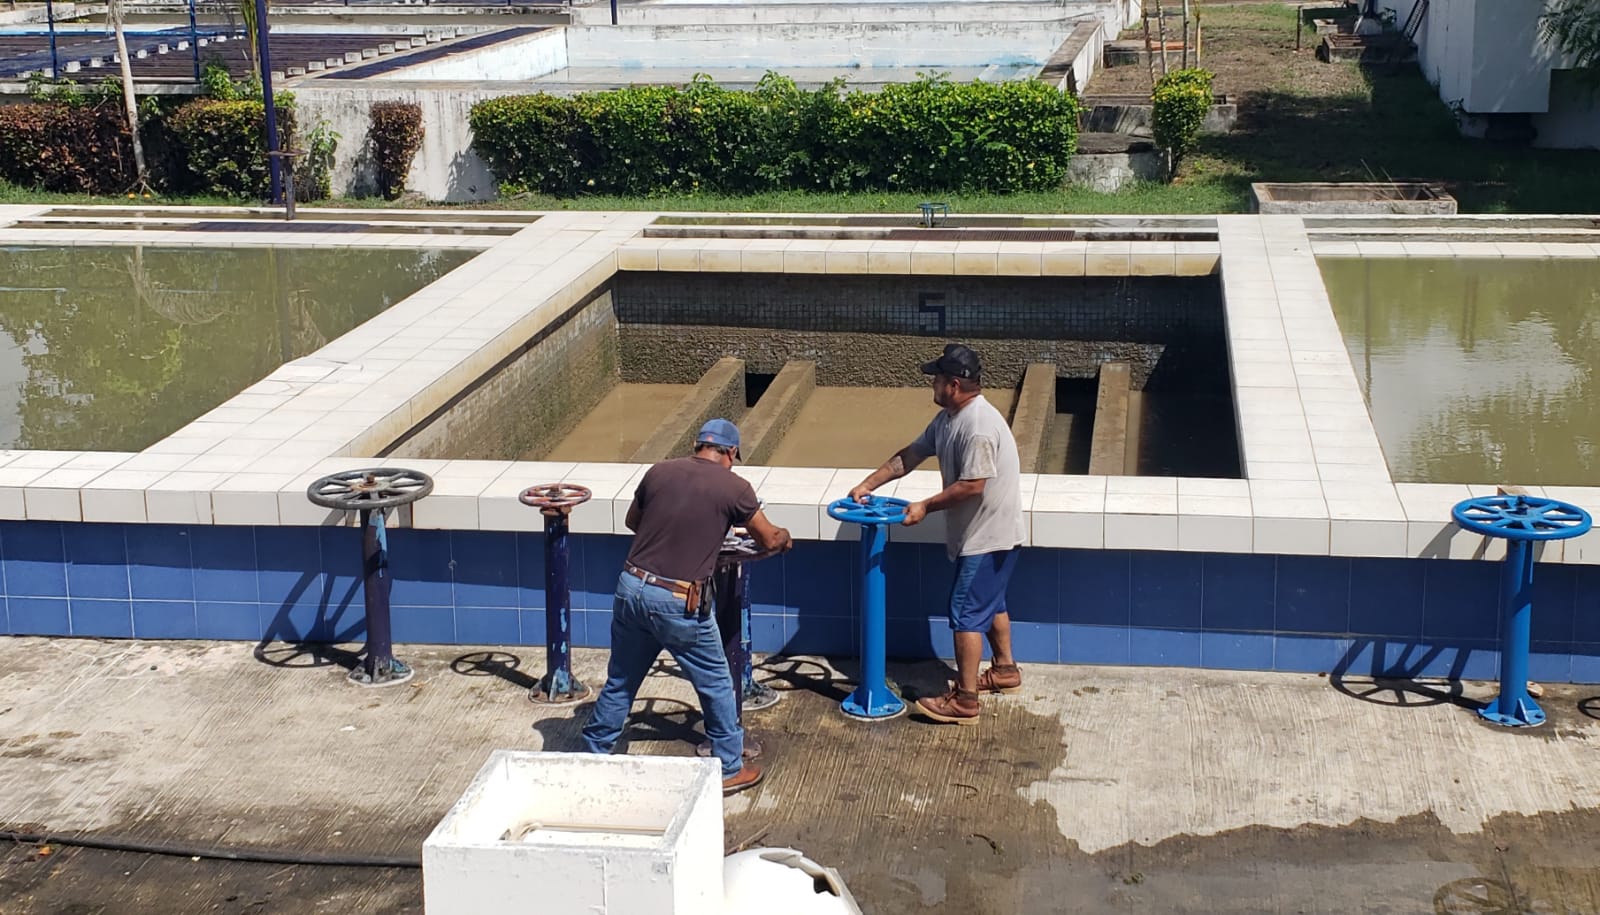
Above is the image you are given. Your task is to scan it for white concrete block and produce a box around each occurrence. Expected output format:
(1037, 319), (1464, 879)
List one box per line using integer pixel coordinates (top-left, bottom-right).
(424, 751), (723, 915)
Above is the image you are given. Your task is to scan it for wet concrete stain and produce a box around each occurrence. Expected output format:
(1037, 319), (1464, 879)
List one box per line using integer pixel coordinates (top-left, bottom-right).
(717, 660), (1600, 915)
(6, 649), (1600, 913)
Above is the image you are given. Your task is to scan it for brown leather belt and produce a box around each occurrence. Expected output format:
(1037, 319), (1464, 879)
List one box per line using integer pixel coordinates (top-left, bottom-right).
(623, 562), (695, 599)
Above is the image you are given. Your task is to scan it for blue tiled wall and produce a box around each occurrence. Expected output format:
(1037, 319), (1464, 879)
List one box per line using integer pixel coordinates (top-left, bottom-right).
(2, 521), (1597, 683)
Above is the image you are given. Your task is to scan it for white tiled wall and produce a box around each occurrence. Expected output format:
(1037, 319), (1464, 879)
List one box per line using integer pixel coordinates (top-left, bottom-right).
(0, 210), (1593, 566)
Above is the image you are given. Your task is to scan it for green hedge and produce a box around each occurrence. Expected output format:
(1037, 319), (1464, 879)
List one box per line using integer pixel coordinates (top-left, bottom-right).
(166, 99), (296, 199)
(1151, 68), (1214, 177)
(470, 73), (1080, 195)
(0, 103), (134, 194)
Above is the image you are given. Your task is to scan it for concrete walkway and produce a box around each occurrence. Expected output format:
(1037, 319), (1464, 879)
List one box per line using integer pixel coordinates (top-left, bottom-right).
(2, 637), (1599, 913)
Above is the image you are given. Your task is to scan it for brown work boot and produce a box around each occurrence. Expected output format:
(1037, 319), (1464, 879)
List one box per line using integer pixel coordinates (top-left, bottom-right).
(916, 688), (981, 725)
(722, 764), (764, 796)
(976, 663), (1022, 695)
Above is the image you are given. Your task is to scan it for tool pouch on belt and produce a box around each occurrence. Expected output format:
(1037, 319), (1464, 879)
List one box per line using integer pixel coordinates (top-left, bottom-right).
(684, 580), (708, 620)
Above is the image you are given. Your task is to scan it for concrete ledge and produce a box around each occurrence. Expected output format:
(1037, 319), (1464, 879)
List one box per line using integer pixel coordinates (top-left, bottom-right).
(1067, 133), (1169, 193)
(1087, 362), (1130, 476)
(1251, 182), (1458, 215)
(741, 360), (816, 466)
(1011, 363), (1057, 473)
(1038, 20), (1103, 94)
(629, 357), (746, 463)
(1080, 96), (1237, 135)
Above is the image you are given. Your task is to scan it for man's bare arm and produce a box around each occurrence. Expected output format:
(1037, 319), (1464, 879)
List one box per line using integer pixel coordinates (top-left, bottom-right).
(901, 477), (985, 526)
(745, 509), (793, 553)
(848, 445), (931, 502)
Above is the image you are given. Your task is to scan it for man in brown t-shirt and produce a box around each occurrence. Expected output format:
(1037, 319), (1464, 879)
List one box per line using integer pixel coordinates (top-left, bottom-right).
(581, 419), (791, 795)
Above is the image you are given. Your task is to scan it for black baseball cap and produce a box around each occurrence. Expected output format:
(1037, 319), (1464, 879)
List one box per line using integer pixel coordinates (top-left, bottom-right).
(920, 343), (982, 381)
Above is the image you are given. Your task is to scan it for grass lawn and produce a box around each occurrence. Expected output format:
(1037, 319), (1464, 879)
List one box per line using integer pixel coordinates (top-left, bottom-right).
(3, 2), (1596, 214)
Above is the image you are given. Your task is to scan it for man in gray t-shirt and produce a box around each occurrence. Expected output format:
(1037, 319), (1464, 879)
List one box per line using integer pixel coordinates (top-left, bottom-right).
(849, 343), (1026, 725)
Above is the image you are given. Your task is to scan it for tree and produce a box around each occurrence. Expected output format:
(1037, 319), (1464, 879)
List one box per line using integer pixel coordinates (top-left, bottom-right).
(1542, 0), (1600, 86)
(106, 0), (148, 189)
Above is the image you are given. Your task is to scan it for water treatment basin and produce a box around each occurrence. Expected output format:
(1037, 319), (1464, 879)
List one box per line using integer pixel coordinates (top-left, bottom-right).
(387, 270), (1240, 479)
(1319, 257), (1599, 486)
(0, 245), (475, 451)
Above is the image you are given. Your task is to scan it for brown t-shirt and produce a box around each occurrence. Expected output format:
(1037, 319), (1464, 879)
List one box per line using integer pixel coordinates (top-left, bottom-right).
(624, 456), (760, 583)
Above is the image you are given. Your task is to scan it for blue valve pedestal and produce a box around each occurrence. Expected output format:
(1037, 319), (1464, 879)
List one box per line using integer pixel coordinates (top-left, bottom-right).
(827, 496), (912, 720)
(1452, 495), (1592, 727)
(521, 484), (595, 706)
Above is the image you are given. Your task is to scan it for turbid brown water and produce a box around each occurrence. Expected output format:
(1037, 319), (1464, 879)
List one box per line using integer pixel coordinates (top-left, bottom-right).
(1319, 257), (1600, 485)
(763, 387), (1017, 470)
(0, 246), (475, 452)
(542, 382), (698, 462)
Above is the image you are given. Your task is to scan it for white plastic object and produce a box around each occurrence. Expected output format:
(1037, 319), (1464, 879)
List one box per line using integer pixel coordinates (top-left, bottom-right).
(723, 848), (864, 915)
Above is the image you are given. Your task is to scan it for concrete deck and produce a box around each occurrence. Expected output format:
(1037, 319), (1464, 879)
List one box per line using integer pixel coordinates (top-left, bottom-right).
(3, 637), (1600, 913)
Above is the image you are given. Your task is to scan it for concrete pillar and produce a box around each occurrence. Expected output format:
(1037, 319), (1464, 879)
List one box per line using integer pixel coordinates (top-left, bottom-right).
(740, 360), (817, 466)
(1087, 362), (1131, 477)
(630, 357), (746, 463)
(1009, 363), (1057, 473)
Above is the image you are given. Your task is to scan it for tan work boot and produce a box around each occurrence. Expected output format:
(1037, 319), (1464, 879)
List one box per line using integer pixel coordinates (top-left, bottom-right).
(976, 663), (1022, 694)
(916, 688), (981, 725)
(722, 764), (764, 796)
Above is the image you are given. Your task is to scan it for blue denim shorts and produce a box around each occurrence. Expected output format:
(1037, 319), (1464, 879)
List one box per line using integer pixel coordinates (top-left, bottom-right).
(948, 547), (1020, 632)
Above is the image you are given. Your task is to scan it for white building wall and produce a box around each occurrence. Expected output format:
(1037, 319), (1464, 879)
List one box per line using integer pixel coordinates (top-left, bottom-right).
(1377, 0), (1596, 148)
(1533, 71), (1600, 149)
(362, 29), (568, 82)
(563, 20), (1075, 68)
(295, 83), (522, 201)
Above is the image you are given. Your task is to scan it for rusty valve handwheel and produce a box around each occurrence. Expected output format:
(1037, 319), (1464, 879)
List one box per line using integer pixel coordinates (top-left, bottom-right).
(520, 483), (593, 516)
(307, 468), (433, 511)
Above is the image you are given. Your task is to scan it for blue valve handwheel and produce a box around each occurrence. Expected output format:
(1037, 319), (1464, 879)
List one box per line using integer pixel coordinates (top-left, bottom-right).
(827, 495), (911, 526)
(1452, 496), (1592, 542)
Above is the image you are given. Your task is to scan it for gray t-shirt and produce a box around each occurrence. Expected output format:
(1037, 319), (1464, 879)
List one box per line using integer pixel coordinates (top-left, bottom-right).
(910, 394), (1026, 561)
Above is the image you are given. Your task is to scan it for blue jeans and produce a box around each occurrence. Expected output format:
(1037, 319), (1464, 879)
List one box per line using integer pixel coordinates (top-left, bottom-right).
(580, 571), (744, 777)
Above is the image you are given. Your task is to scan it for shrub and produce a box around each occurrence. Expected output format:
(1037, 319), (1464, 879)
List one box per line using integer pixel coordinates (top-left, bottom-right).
(1151, 67), (1214, 177)
(368, 101), (423, 200)
(298, 119), (339, 202)
(469, 93), (588, 196)
(166, 99), (295, 199)
(0, 102), (133, 193)
(469, 73), (1079, 196)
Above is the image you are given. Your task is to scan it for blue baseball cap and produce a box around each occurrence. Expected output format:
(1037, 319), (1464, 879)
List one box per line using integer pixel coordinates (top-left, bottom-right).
(696, 418), (741, 451)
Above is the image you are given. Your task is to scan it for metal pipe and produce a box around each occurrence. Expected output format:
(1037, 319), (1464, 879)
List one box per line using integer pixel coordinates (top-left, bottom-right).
(359, 508), (406, 684)
(716, 562), (746, 713)
(540, 510), (581, 700)
(45, 0), (59, 80)
(252, 0), (282, 204)
(1487, 541), (1540, 726)
(187, 0), (200, 80)
(841, 521), (903, 719)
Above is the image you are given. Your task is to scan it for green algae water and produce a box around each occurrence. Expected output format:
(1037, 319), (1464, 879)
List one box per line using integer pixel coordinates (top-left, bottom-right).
(0, 246), (476, 451)
(1318, 257), (1599, 486)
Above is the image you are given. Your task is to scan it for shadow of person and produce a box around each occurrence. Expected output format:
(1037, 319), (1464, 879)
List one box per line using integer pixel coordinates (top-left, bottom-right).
(623, 696), (705, 749)
(889, 657), (961, 700)
(529, 704), (595, 753)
